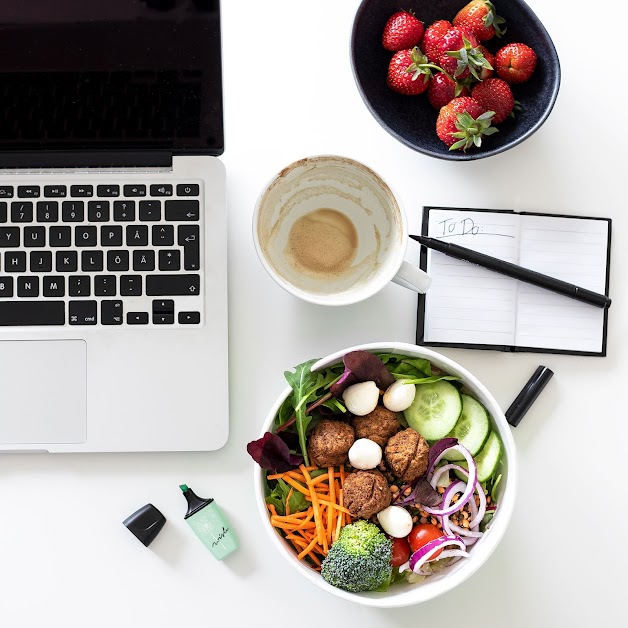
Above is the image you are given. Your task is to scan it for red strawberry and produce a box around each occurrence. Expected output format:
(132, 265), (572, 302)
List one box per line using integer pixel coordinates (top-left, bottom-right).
(422, 20), (452, 63)
(427, 73), (470, 110)
(437, 27), (491, 81)
(471, 78), (514, 123)
(453, 1), (506, 42)
(436, 96), (497, 150)
(495, 43), (537, 83)
(387, 47), (432, 95)
(383, 11), (424, 51)
(479, 46), (495, 79)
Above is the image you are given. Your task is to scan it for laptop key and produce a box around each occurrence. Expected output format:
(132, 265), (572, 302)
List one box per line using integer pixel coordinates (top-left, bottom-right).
(62, 201), (84, 222)
(50, 226), (72, 247)
(165, 200), (200, 221)
(107, 250), (129, 271)
(5, 252), (26, 272)
(158, 249), (180, 271)
(75, 226), (97, 247)
(126, 225), (148, 247)
(127, 312), (149, 325)
(0, 186), (14, 199)
(18, 276), (39, 297)
(24, 226), (46, 248)
(96, 185), (120, 198)
(17, 186), (40, 198)
(69, 300), (97, 325)
(0, 301), (65, 326)
(30, 251), (53, 272)
(82, 250), (104, 272)
(102, 300), (123, 325)
(95, 275), (117, 297)
(153, 299), (174, 313)
(139, 201), (161, 221)
(69, 275), (91, 297)
(120, 275), (142, 296)
(179, 311), (201, 324)
(179, 225), (200, 270)
(133, 250), (155, 271)
(43, 185), (66, 198)
(43, 276), (65, 297)
(177, 184), (200, 196)
(0, 227), (20, 247)
(150, 184), (173, 197)
(0, 276), (14, 297)
(88, 201), (110, 222)
(37, 201), (59, 222)
(11, 201), (33, 223)
(146, 274), (200, 296)
(123, 185), (146, 197)
(152, 224), (174, 246)
(0, 202), (6, 223)
(101, 225), (123, 247)
(114, 201), (136, 221)
(56, 251), (78, 272)
(70, 185), (93, 197)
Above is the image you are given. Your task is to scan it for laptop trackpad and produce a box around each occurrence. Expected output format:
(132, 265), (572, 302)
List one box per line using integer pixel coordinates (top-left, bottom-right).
(0, 340), (87, 445)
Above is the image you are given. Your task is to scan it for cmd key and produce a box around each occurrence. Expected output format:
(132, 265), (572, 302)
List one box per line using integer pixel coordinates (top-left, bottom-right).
(146, 274), (200, 296)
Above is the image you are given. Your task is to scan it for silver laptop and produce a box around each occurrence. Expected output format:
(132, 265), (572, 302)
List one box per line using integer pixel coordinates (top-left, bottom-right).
(0, 0), (228, 452)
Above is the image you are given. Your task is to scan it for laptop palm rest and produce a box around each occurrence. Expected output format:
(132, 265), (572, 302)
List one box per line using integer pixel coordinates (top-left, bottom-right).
(0, 340), (87, 445)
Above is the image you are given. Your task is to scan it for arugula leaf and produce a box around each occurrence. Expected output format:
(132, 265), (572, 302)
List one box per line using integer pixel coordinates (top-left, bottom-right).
(265, 479), (309, 516)
(321, 397), (347, 414)
(402, 375), (461, 385)
(375, 352), (433, 377)
(277, 393), (295, 427)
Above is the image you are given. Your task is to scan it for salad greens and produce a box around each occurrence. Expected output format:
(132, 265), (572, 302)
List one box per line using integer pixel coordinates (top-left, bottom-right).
(265, 478), (309, 516)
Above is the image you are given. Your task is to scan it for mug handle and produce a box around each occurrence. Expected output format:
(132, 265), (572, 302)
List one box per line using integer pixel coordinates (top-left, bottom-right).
(392, 260), (432, 294)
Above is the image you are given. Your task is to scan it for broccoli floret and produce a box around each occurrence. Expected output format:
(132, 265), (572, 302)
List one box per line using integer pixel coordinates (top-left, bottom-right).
(321, 520), (392, 593)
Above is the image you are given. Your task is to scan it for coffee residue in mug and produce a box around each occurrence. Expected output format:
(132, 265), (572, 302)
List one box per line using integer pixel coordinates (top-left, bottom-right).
(285, 209), (358, 279)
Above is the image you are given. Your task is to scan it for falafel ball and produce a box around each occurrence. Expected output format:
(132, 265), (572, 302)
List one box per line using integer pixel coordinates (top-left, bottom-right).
(352, 406), (401, 448)
(343, 470), (391, 519)
(308, 419), (355, 468)
(384, 428), (430, 483)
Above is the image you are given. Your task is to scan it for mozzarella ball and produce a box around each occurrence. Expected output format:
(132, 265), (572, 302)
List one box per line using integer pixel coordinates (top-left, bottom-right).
(342, 381), (379, 416)
(383, 380), (416, 412)
(348, 438), (382, 470)
(377, 505), (413, 538)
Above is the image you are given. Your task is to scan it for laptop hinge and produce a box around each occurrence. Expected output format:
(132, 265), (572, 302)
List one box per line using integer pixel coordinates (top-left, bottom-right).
(0, 151), (173, 170)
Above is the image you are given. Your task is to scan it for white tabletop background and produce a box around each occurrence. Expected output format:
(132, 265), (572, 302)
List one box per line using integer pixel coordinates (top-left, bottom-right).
(2, 0), (626, 625)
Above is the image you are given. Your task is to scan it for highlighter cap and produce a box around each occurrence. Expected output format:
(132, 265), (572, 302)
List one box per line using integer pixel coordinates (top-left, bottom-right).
(180, 484), (214, 519)
(123, 503), (166, 547)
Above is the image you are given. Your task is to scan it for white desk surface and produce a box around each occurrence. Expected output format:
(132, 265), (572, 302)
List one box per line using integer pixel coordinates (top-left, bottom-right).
(2, 1), (626, 626)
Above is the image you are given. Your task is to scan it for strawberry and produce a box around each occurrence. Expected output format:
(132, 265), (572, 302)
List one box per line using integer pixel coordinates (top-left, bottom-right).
(471, 78), (514, 123)
(383, 11), (424, 51)
(453, 1), (506, 42)
(479, 46), (495, 80)
(427, 73), (470, 110)
(387, 47), (432, 95)
(436, 96), (498, 150)
(437, 27), (491, 81)
(495, 43), (537, 83)
(422, 20), (452, 63)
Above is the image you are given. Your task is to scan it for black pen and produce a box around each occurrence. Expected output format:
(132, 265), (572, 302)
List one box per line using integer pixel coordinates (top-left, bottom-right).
(411, 235), (611, 309)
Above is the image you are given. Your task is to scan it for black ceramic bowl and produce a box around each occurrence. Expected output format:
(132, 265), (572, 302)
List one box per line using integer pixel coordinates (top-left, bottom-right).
(351, 0), (560, 160)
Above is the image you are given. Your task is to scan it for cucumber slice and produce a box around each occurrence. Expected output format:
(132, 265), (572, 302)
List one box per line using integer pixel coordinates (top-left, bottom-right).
(443, 394), (490, 461)
(403, 380), (462, 441)
(454, 431), (503, 483)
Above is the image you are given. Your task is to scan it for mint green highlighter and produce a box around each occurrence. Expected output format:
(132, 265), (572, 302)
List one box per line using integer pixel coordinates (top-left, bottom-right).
(180, 485), (239, 560)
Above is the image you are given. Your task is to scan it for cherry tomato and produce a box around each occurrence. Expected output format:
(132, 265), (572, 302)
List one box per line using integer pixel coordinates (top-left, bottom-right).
(390, 536), (411, 567)
(408, 524), (443, 559)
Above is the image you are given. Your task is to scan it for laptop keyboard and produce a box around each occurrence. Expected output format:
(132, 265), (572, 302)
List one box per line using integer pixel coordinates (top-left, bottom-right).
(0, 182), (203, 327)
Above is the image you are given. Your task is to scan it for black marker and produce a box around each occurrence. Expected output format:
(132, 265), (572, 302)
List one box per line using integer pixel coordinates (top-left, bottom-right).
(411, 235), (611, 309)
(506, 366), (554, 427)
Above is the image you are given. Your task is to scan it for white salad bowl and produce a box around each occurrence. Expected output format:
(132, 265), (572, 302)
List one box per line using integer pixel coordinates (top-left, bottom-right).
(253, 342), (517, 608)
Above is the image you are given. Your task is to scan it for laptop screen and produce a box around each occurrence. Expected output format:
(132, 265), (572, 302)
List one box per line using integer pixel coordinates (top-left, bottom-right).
(0, 0), (223, 157)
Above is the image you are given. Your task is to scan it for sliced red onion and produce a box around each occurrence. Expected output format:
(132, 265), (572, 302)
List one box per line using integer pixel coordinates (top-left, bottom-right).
(408, 535), (466, 574)
(434, 549), (470, 561)
(429, 463), (466, 489)
(438, 477), (484, 543)
(437, 464), (487, 529)
(424, 445), (477, 516)
(428, 438), (458, 470)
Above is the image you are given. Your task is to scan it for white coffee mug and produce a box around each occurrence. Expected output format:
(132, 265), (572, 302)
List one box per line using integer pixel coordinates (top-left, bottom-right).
(253, 155), (431, 306)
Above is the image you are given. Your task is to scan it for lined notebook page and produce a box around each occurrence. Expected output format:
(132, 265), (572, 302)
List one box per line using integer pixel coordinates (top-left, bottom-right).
(424, 209), (520, 346)
(515, 215), (609, 353)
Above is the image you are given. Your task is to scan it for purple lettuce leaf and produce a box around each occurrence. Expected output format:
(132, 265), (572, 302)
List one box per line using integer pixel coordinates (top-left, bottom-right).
(330, 350), (396, 397)
(394, 477), (442, 508)
(428, 438), (458, 470)
(247, 432), (303, 473)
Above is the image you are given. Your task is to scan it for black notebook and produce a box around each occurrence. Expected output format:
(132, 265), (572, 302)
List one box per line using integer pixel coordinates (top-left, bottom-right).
(416, 207), (612, 356)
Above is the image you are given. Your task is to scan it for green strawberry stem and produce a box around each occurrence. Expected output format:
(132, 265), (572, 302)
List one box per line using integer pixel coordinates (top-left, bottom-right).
(483, 1), (507, 38)
(449, 110), (498, 151)
(415, 63), (454, 83)
(405, 47), (453, 82)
